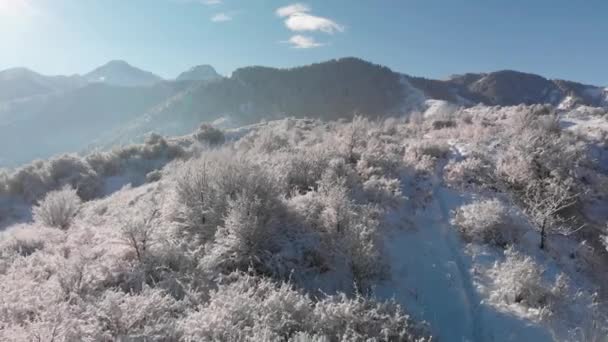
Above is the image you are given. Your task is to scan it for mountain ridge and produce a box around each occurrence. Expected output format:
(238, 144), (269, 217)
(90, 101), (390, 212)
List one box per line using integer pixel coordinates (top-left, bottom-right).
(1, 57), (607, 167)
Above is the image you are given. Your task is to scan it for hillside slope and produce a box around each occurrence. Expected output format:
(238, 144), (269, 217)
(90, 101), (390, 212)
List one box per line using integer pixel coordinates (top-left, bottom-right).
(0, 105), (606, 340)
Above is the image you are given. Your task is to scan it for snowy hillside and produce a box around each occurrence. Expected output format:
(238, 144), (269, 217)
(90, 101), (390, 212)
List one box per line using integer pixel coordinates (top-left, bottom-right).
(0, 104), (606, 341)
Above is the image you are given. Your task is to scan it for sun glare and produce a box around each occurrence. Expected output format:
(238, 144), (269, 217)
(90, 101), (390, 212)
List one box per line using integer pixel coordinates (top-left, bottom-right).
(0, 0), (34, 17)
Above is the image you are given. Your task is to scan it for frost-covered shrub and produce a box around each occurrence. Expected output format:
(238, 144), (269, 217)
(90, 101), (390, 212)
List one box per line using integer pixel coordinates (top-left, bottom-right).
(312, 293), (427, 341)
(0, 225), (63, 260)
(444, 156), (491, 188)
(431, 119), (456, 130)
(200, 191), (283, 276)
(356, 137), (404, 179)
(489, 248), (569, 317)
(264, 147), (335, 195)
(404, 140), (450, 173)
(241, 127), (290, 153)
(496, 113), (586, 191)
(175, 153), (280, 244)
(120, 208), (159, 263)
(94, 286), (182, 340)
(33, 186), (81, 229)
(362, 176), (403, 207)
(195, 123), (225, 146)
(452, 199), (517, 247)
(86, 135), (188, 179)
(3, 155), (102, 201)
(179, 274), (428, 342)
(314, 174), (387, 287)
(289, 332), (330, 342)
(145, 169), (163, 183)
(179, 274), (313, 341)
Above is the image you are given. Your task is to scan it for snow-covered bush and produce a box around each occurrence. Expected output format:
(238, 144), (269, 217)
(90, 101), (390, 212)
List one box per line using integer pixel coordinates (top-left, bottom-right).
(200, 191), (283, 276)
(195, 123), (225, 146)
(356, 138), (404, 179)
(488, 248), (570, 318)
(270, 147), (334, 195)
(431, 119), (456, 130)
(1, 155), (102, 201)
(33, 186), (81, 229)
(496, 113), (586, 191)
(179, 274), (428, 341)
(404, 140), (450, 173)
(315, 174), (387, 287)
(452, 198), (517, 247)
(120, 208), (159, 263)
(94, 286), (182, 340)
(174, 153), (280, 244)
(240, 127), (290, 153)
(0, 225), (64, 276)
(145, 169), (163, 183)
(444, 156), (492, 188)
(362, 176), (403, 207)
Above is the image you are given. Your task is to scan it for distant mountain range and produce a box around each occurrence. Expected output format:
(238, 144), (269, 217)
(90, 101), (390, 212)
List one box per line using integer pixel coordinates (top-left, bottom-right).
(0, 60), (221, 101)
(0, 57), (606, 167)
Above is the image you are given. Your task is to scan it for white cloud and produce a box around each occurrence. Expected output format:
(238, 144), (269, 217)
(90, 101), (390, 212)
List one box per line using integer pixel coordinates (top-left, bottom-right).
(276, 3), (344, 35)
(211, 12), (232, 22)
(284, 13), (343, 34)
(202, 0), (222, 5)
(276, 3), (310, 18)
(284, 35), (324, 49)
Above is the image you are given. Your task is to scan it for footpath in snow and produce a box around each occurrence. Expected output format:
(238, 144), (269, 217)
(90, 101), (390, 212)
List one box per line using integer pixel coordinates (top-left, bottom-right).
(375, 172), (554, 342)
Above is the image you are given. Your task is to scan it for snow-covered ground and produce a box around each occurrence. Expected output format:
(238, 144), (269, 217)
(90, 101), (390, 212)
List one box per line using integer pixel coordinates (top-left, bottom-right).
(0, 106), (606, 340)
(376, 153), (555, 341)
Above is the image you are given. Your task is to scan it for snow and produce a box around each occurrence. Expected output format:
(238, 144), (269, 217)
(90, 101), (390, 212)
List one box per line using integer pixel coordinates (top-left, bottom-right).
(559, 108), (608, 141)
(558, 96), (577, 110)
(1, 112), (606, 339)
(376, 168), (553, 341)
(423, 99), (458, 119)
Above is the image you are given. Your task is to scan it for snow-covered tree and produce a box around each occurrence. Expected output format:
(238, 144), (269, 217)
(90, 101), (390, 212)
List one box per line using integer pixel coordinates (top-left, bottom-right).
(521, 178), (583, 250)
(452, 198), (517, 247)
(32, 185), (81, 229)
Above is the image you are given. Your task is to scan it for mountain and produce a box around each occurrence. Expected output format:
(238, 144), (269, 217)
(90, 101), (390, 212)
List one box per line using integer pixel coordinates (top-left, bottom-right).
(84, 60), (163, 87)
(0, 82), (189, 166)
(110, 58), (608, 146)
(176, 65), (221, 82)
(0, 67), (84, 102)
(1, 57), (607, 167)
(98, 58), (408, 146)
(408, 70), (608, 108)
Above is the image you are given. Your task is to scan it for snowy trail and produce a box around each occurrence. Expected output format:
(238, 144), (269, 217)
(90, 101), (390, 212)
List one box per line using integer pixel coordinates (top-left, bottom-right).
(376, 170), (554, 341)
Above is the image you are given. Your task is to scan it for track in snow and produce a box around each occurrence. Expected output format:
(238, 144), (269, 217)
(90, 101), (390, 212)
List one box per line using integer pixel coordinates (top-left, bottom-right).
(375, 167), (553, 341)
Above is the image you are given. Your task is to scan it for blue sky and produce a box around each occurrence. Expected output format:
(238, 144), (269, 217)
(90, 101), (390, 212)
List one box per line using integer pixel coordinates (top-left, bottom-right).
(1, 0), (606, 85)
